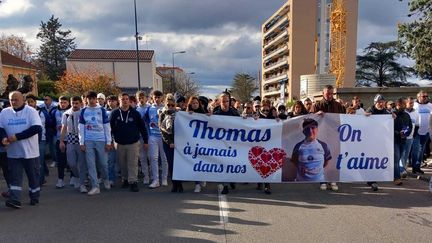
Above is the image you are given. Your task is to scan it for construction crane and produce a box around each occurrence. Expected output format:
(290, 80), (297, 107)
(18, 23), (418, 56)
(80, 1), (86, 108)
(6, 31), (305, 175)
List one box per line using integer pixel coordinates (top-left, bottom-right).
(329, 0), (347, 88)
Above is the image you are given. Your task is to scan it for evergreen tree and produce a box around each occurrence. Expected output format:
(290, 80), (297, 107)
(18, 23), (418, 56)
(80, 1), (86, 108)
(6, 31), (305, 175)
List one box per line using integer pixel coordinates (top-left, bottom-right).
(36, 15), (76, 80)
(230, 73), (258, 103)
(398, 0), (432, 79)
(356, 41), (415, 87)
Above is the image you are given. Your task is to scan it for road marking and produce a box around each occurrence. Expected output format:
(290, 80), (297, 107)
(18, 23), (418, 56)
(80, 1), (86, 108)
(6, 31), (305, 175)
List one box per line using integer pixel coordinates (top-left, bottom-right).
(218, 184), (229, 224)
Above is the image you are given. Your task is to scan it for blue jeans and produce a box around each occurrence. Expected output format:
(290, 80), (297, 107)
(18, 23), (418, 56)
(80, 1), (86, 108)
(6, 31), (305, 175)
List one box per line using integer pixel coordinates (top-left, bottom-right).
(84, 141), (108, 188)
(400, 138), (413, 173)
(411, 133), (429, 170)
(107, 148), (117, 182)
(38, 141), (46, 184)
(394, 142), (404, 180)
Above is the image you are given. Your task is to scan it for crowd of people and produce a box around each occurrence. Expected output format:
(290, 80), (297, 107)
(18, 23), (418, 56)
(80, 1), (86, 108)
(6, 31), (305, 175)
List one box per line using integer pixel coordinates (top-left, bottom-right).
(0, 84), (431, 209)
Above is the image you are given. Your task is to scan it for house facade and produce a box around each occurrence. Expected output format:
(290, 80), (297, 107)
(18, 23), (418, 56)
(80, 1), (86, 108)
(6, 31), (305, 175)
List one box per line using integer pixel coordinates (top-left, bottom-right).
(66, 49), (162, 94)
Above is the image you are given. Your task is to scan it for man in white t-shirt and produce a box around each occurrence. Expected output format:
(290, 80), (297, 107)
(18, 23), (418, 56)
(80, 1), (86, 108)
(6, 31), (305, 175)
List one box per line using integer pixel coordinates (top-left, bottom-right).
(0, 91), (42, 209)
(411, 90), (432, 174)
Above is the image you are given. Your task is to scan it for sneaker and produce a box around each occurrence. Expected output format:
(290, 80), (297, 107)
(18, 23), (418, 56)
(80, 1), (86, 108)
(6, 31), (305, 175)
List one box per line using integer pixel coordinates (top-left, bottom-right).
(130, 182), (139, 192)
(320, 183), (327, 190)
(200, 181), (207, 187)
(69, 177), (76, 187)
(143, 177), (150, 185)
(194, 184), (201, 193)
(370, 183), (379, 192)
(49, 161), (56, 168)
(109, 180), (115, 187)
(230, 183), (236, 189)
(5, 199), (21, 209)
(178, 183), (184, 193)
(264, 187), (272, 195)
(412, 168), (425, 174)
(401, 171), (408, 179)
(162, 178), (168, 186)
(149, 180), (160, 189)
(394, 179), (403, 186)
(122, 180), (129, 189)
(330, 182), (338, 191)
(87, 187), (100, 196)
(221, 185), (229, 194)
(72, 177), (81, 189)
(30, 198), (39, 206)
(56, 179), (65, 188)
(80, 185), (88, 193)
(103, 180), (111, 190)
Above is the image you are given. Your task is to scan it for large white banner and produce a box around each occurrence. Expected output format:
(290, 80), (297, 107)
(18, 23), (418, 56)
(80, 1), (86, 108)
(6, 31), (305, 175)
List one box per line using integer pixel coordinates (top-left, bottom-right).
(173, 112), (394, 183)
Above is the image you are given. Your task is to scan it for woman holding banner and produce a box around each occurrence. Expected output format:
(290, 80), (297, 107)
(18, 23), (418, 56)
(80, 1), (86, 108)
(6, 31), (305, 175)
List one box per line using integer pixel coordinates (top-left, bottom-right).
(186, 96), (207, 193)
(159, 94), (182, 192)
(256, 99), (279, 194)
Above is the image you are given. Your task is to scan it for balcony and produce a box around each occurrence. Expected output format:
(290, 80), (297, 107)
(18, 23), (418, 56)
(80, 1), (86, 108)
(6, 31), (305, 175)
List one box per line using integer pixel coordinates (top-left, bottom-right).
(263, 30), (288, 50)
(263, 58), (288, 73)
(263, 73), (287, 85)
(264, 45), (288, 61)
(263, 5), (290, 32)
(263, 89), (281, 97)
(264, 18), (289, 39)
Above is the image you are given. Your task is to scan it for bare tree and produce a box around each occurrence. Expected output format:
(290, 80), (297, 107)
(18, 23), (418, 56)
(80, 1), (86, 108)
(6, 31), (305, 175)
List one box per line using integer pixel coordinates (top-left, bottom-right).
(173, 72), (200, 98)
(0, 34), (34, 62)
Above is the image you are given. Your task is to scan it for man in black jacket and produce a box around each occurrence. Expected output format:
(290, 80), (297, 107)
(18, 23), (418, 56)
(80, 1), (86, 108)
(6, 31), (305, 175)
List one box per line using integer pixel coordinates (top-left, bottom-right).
(393, 98), (412, 186)
(110, 93), (148, 192)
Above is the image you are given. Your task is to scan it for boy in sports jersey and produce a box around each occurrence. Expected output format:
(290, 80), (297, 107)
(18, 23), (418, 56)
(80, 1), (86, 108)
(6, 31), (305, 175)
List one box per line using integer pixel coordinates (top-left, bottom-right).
(50, 96), (72, 188)
(144, 90), (168, 189)
(136, 91), (151, 184)
(0, 91), (42, 209)
(59, 96), (87, 193)
(291, 118), (331, 182)
(78, 91), (112, 195)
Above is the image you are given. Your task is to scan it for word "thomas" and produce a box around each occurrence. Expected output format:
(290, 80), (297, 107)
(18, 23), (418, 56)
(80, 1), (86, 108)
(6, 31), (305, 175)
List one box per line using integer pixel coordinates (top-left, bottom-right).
(189, 119), (271, 142)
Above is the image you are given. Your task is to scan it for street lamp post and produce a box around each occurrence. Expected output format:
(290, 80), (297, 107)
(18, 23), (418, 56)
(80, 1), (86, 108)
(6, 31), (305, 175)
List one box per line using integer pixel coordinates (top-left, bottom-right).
(172, 51), (186, 92)
(134, 0), (141, 91)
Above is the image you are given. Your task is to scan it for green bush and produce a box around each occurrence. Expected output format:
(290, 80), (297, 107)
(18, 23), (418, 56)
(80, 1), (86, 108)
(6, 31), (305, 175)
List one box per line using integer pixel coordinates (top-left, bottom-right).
(37, 80), (58, 99)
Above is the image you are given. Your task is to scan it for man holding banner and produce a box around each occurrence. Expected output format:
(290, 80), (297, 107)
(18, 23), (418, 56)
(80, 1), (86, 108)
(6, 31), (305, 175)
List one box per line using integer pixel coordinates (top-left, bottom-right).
(312, 85), (344, 191)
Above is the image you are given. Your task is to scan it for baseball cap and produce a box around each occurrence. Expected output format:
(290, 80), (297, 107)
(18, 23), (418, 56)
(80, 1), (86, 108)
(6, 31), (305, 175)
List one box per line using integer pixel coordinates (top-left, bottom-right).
(97, 93), (106, 100)
(374, 94), (385, 103)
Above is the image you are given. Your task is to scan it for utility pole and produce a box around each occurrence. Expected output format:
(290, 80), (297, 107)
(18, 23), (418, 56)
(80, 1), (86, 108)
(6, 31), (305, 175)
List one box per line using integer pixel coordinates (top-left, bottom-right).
(134, 0), (141, 90)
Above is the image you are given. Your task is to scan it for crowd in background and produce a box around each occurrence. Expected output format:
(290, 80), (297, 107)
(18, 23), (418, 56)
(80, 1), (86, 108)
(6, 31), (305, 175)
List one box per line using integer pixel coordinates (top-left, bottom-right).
(0, 84), (431, 209)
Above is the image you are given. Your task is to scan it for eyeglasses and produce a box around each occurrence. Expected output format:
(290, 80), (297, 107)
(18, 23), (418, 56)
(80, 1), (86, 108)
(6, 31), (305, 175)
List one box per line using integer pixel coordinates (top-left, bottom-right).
(167, 104), (176, 108)
(422, 95), (428, 98)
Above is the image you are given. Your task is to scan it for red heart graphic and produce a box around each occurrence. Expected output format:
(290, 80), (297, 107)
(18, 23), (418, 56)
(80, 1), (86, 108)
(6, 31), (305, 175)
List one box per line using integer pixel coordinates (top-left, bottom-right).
(248, 146), (287, 178)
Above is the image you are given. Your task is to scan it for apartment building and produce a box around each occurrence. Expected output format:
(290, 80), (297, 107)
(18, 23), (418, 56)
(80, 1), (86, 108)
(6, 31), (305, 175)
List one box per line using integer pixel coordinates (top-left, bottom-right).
(261, 0), (358, 103)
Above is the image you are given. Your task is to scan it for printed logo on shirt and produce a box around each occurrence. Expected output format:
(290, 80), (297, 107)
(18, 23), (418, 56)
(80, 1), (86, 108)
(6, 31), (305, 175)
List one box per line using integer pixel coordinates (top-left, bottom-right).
(8, 118), (27, 126)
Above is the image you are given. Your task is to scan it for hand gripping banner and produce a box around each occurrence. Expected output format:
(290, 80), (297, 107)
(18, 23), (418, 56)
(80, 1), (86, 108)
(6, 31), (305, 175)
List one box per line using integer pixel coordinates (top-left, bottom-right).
(173, 111), (394, 183)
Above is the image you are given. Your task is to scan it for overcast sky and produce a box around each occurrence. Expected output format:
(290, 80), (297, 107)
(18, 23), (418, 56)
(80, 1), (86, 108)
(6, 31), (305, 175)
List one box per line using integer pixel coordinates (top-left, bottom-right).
(0, 0), (416, 97)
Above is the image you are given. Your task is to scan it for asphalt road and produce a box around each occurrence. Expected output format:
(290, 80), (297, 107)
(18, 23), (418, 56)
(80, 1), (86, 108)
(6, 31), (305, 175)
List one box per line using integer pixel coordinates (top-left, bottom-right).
(0, 168), (431, 243)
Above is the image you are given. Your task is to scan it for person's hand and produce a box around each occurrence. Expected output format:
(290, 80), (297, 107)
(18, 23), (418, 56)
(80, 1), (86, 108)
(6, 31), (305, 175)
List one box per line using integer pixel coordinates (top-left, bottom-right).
(315, 111), (324, 116)
(59, 141), (66, 152)
(1, 137), (10, 146)
(275, 117), (281, 122)
(80, 145), (86, 152)
(188, 111), (194, 115)
(169, 143), (174, 149)
(242, 114), (247, 119)
(364, 112), (372, 117)
(143, 143), (149, 150)
(206, 112), (212, 116)
(391, 113), (397, 119)
(7, 135), (17, 143)
(105, 144), (112, 151)
(253, 114), (259, 120)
